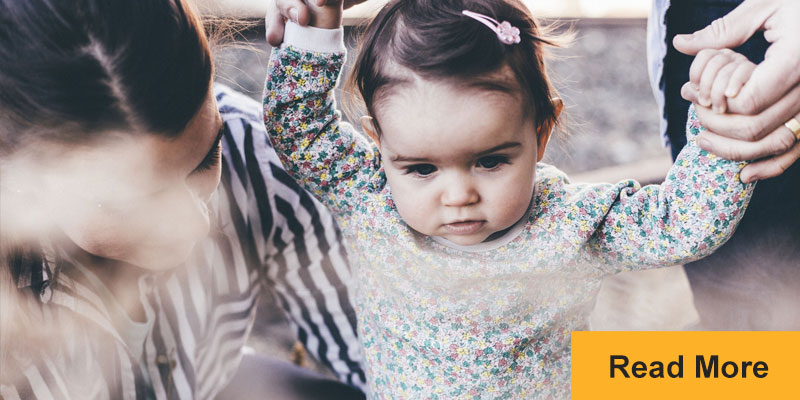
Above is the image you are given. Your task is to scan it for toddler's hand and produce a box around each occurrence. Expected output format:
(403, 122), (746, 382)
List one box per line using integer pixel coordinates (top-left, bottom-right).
(689, 48), (756, 114)
(267, 0), (364, 47)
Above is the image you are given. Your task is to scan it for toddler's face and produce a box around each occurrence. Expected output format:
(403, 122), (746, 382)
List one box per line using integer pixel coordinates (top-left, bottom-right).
(367, 78), (550, 246)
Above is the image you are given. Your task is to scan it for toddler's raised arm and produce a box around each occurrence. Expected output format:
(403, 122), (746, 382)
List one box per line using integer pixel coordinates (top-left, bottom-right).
(586, 106), (755, 270)
(263, 22), (383, 218)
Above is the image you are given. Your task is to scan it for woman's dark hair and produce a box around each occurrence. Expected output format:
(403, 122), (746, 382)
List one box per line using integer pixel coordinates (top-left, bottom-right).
(348, 0), (563, 137)
(0, 0), (213, 155)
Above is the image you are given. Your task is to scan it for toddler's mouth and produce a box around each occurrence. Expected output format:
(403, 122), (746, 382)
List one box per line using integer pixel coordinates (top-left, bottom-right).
(443, 220), (485, 235)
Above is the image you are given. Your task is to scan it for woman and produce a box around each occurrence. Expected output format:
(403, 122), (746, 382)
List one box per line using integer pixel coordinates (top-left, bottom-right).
(0, 0), (365, 398)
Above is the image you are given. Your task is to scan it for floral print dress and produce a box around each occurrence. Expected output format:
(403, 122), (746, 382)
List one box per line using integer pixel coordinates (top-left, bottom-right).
(262, 27), (754, 399)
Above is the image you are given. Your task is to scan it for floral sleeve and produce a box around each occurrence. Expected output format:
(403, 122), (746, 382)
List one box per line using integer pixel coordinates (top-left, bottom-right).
(585, 106), (755, 270)
(263, 45), (383, 218)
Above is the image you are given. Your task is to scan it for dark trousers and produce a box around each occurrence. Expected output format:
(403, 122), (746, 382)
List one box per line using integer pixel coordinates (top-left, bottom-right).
(663, 0), (800, 329)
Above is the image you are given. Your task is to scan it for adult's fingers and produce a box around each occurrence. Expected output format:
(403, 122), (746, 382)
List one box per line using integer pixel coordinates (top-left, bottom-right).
(266, 0), (312, 47)
(675, 0), (800, 114)
(672, 0), (775, 55)
(740, 139), (800, 182)
(728, 1), (800, 114)
(265, 4), (287, 47)
(696, 125), (796, 161)
(277, 0), (311, 25)
(726, 40), (800, 114)
(682, 81), (800, 141)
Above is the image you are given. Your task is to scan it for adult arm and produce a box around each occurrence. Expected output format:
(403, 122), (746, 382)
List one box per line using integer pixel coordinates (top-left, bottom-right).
(264, 179), (366, 389)
(673, 0), (800, 182)
(215, 88), (366, 389)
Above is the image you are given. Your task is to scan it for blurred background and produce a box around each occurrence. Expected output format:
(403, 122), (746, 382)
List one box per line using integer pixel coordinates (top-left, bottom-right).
(204, 0), (698, 377)
(195, 0), (652, 19)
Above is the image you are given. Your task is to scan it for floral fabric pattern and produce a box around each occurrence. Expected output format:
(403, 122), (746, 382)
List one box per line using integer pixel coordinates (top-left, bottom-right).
(263, 45), (754, 399)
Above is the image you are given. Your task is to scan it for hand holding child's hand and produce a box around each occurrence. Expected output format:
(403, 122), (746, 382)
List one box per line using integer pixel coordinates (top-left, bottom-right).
(688, 48), (756, 114)
(266, 0), (366, 46)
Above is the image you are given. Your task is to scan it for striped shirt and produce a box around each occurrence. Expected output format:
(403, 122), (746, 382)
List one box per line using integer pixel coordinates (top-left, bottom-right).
(1, 84), (366, 399)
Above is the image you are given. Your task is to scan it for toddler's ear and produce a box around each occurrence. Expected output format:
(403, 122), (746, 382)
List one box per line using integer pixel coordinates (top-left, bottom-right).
(360, 116), (381, 150)
(536, 98), (563, 162)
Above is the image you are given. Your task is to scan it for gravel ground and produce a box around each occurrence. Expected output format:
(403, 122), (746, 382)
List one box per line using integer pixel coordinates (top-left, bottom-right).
(214, 18), (696, 377)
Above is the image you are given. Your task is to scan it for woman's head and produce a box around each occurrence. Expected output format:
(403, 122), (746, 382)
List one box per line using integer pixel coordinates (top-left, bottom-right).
(0, 0), (222, 269)
(350, 0), (563, 245)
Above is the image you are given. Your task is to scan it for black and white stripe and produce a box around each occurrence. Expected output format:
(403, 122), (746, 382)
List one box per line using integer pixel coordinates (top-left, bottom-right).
(2, 84), (365, 399)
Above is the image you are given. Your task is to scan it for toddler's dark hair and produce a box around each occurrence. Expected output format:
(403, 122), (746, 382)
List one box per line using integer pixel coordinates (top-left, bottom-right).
(348, 0), (563, 137)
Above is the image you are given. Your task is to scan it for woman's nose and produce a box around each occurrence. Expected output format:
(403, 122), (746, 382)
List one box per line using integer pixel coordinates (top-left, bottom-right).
(440, 175), (480, 207)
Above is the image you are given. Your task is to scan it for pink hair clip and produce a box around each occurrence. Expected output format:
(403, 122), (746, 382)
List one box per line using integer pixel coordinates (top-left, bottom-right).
(462, 10), (521, 45)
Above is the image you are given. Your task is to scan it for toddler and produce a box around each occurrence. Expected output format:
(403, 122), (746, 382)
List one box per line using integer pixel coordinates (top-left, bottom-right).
(263, 0), (755, 397)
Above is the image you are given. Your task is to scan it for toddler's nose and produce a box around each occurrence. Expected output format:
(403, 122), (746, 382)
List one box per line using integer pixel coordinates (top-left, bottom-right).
(441, 177), (480, 207)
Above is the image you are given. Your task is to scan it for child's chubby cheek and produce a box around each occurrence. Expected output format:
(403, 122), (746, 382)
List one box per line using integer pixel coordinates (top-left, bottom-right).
(382, 171), (441, 236)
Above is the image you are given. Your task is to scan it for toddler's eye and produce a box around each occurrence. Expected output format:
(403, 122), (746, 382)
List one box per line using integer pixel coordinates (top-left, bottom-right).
(477, 155), (508, 169)
(406, 164), (437, 176)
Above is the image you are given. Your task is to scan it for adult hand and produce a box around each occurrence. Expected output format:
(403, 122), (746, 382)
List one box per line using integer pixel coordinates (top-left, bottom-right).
(266, 0), (368, 47)
(673, 0), (800, 182)
(681, 91), (800, 183)
(674, 0), (800, 114)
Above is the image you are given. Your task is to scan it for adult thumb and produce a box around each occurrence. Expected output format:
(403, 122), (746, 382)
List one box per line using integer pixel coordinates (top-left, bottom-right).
(672, 0), (772, 55)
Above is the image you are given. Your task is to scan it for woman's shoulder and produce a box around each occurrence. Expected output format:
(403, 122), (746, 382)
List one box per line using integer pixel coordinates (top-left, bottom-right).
(211, 83), (316, 237)
(214, 83), (262, 124)
(213, 82), (281, 164)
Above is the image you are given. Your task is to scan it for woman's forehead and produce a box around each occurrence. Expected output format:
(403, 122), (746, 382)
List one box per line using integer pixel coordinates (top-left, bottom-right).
(34, 92), (221, 196)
